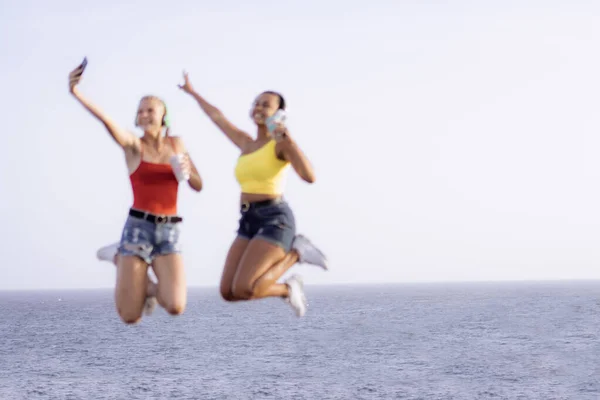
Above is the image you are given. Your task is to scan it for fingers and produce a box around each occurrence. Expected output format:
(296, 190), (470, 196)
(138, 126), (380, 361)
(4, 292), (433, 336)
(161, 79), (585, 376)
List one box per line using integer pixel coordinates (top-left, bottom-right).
(69, 71), (83, 81)
(70, 61), (86, 76)
(179, 153), (191, 165)
(273, 125), (287, 137)
(68, 62), (86, 89)
(273, 126), (291, 143)
(69, 74), (82, 89)
(69, 69), (83, 79)
(181, 158), (192, 174)
(178, 70), (191, 91)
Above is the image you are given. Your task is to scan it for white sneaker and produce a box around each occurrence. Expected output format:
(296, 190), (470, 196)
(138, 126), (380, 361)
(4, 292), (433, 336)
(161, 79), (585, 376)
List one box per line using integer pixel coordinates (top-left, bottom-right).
(292, 235), (328, 270)
(96, 242), (120, 263)
(285, 274), (307, 317)
(143, 296), (157, 316)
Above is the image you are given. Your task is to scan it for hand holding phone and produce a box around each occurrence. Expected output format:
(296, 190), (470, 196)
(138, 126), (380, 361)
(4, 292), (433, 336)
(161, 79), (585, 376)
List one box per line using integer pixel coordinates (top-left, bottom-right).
(68, 57), (88, 92)
(266, 109), (286, 136)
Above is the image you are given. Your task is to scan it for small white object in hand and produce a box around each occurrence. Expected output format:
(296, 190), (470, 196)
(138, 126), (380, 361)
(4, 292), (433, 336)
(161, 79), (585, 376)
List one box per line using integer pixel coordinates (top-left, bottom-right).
(170, 154), (190, 182)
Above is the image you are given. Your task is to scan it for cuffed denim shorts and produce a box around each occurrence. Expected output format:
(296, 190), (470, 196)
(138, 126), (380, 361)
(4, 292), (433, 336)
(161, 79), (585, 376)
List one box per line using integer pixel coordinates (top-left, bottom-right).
(237, 199), (296, 252)
(118, 210), (182, 264)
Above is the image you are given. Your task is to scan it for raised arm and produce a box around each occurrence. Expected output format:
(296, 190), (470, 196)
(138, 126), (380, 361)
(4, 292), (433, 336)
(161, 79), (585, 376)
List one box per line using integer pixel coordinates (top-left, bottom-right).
(177, 71), (251, 150)
(68, 59), (140, 151)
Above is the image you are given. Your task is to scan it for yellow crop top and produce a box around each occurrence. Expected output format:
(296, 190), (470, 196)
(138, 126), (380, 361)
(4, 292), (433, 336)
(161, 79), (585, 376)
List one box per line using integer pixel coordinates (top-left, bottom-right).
(234, 140), (290, 195)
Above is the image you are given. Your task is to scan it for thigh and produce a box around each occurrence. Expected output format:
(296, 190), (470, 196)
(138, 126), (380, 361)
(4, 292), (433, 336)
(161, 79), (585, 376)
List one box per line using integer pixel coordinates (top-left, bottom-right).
(115, 255), (149, 323)
(232, 238), (287, 295)
(220, 237), (250, 298)
(152, 253), (186, 309)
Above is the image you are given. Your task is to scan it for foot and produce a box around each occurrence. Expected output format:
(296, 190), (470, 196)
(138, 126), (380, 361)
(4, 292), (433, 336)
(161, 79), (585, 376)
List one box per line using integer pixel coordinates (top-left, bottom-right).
(96, 242), (119, 263)
(285, 274), (307, 317)
(143, 296), (157, 316)
(292, 235), (328, 270)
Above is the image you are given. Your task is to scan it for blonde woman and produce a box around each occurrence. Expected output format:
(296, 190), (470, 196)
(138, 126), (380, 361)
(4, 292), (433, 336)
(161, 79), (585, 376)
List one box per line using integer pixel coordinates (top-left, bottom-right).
(69, 59), (202, 324)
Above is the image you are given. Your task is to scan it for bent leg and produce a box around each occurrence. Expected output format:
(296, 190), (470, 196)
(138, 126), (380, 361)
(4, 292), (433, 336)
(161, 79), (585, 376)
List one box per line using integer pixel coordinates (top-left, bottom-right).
(152, 254), (186, 315)
(252, 249), (299, 297)
(220, 237), (250, 301)
(231, 238), (299, 300)
(114, 253), (157, 297)
(98, 242), (157, 297)
(115, 255), (149, 324)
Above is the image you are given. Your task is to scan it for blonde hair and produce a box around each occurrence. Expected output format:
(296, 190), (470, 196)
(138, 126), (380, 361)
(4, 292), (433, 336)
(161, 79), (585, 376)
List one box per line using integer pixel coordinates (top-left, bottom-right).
(136, 95), (171, 136)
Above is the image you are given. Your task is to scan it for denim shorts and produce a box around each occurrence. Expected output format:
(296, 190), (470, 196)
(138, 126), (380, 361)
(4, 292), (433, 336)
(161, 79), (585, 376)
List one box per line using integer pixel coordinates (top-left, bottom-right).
(118, 213), (182, 264)
(237, 199), (296, 252)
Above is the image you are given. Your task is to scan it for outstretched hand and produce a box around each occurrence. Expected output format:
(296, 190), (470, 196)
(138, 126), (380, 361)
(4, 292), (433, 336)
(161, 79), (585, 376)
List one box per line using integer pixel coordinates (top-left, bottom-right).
(68, 58), (87, 93)
(177, 71), (195, 94)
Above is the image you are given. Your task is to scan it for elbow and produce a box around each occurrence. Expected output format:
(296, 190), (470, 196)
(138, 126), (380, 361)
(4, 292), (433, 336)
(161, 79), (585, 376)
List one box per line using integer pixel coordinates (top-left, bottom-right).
(188, 177), (203, 192)
(302, 173), (316, 184)
(190, 182), (203, 192)
(291, 161), (315, 184)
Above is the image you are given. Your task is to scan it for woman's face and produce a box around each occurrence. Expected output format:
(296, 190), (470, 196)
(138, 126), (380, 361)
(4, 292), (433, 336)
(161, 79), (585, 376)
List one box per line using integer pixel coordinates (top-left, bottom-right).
(250, 92), (280, 125)
(136, 97), (165, 132)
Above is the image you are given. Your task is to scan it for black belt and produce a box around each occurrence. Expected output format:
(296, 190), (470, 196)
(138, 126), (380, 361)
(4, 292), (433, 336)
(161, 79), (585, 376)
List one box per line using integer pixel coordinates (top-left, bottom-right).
(129, 209), (183, 224)
(240, 198), (283, 212)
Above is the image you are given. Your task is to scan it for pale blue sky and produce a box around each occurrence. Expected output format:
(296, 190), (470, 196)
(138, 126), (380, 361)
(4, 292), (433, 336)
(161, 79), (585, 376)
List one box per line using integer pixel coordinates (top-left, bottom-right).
(2, 1), (600, 290)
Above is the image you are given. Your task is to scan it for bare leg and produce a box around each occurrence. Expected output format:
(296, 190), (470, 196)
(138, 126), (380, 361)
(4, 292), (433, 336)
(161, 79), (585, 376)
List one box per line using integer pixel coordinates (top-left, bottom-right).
(115, 255), (149, 324)
(251, 250), (299, 298)
(114, 254), (157, 297)
(151, 254), (187, 315)
(219, 237), (250, 301)
(231, 239), (299, 300)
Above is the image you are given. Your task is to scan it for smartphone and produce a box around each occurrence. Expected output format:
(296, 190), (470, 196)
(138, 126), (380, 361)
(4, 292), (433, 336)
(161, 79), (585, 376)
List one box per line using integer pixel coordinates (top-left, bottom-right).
(266, 109), (286, 134)
(78, 57), (88, 73)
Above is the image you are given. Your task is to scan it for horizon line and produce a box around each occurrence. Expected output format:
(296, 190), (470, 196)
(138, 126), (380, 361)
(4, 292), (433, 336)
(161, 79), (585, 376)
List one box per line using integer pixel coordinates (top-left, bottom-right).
(1, 278), (599, 293)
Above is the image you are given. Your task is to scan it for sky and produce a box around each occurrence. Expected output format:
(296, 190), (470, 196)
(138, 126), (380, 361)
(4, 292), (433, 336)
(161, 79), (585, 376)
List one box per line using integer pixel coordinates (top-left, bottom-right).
(1, 0), (600, 290)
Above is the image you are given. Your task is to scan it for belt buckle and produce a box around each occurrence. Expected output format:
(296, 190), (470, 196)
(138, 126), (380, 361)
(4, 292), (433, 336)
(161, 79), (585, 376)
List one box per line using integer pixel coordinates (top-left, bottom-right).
(241, 201), (250, 212)
(155, 214), (168, 224)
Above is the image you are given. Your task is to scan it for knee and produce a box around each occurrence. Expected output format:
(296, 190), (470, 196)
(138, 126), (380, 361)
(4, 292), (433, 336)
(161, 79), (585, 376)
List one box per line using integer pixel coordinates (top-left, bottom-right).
(159, 291), (186, 315)
(220, 286), (237, 302)
(117, 308), (142, 325)
(231, 281), (255, 300)
(164, 300), (186, 316)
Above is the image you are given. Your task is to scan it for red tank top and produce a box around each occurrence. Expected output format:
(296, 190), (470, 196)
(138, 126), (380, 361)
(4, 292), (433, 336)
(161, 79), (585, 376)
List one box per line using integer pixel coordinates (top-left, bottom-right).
(130, 138), (179, 216)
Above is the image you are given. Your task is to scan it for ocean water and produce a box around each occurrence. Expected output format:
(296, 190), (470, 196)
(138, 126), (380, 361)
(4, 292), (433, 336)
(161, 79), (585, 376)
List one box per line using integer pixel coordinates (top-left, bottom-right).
(0, 282), (599, 400)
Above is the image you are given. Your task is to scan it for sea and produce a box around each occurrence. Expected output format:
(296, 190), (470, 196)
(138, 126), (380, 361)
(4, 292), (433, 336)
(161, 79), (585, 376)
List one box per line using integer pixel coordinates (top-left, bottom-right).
(0, 282), (598, 400)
